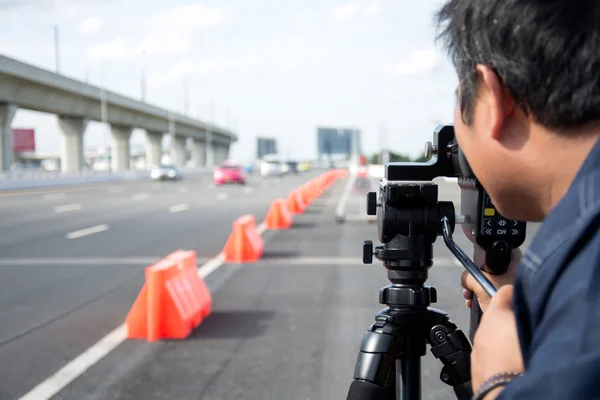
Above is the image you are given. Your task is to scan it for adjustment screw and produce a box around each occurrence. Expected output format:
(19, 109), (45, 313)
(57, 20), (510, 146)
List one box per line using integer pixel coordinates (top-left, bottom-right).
(425, 141), (437, 158)
(441, 373), (450, 382)
(434, 331), (446, 342)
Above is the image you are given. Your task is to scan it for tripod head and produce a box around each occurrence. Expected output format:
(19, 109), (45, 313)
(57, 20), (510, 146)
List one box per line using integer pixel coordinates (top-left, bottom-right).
(363, 124), (526, 292)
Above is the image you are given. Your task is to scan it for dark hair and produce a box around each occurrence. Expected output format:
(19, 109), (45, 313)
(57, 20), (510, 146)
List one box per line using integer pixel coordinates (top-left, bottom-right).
(436, 0), (600, 130)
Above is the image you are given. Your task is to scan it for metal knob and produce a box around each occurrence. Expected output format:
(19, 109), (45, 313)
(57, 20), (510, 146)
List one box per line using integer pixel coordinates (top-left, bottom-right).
(367, 192), (377, 215)
(424, 141), (437, 159)
(363, 241), (374, 264)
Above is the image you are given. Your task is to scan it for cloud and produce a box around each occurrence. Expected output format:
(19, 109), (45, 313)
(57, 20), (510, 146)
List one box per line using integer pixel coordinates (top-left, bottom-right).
(292, 11), (313, 26)
(86, 38), (132, 62)
(384, 49), (439, 76)
(137, 33), (190, 57)
(79, 17), (103, 35)
(148, 56), (262, 89)
(137, 4), (230, 57)
(147, 3), (228, 31)
(331, 0), (381, 22)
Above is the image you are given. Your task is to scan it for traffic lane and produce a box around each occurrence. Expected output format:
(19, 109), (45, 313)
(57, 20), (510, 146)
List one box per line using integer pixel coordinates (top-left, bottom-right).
(0, 172), (319, 257)
(0, 173), (213, 230)
(0, 263), (148, 400)
(0, 262), (150, 353)
(0, 171), (312, 231)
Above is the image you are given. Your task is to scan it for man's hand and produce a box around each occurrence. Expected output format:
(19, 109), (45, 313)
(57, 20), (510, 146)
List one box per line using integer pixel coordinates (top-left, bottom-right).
(461, 248), (522, 312)
(471, 285), (524, 398)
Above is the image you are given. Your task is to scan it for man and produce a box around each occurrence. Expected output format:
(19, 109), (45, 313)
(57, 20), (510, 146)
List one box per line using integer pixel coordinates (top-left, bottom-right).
(435, 0), (600, 399)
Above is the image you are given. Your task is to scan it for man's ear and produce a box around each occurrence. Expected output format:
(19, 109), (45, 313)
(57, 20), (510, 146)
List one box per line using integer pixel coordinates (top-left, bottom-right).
(475, 65), (515, 141)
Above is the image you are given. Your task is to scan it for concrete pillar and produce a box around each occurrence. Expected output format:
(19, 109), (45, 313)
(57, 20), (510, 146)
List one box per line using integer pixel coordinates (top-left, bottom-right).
(206, 141), (214, 168)
(145, 130), (163, 169)
(191, 139), (205, 168)
(58, 116), (88, 173)
(171, 135), (186, 167)
(0, 103), (17, 172)
(110, 125), (132, 171)
(213, 144), (228, 166)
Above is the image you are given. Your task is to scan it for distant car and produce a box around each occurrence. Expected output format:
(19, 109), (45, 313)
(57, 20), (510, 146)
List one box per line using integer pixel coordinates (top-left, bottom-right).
(286, 161), (299, 174)
(150, 164), (182, 181)
(213, 162), (246, 185)
(259, 160), (287, 177)
(298, 162), (311, 172)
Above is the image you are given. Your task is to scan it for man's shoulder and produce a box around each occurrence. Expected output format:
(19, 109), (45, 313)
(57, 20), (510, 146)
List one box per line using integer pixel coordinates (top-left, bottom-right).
(524, 170), (600, 276)
(514, 145), (600, 359)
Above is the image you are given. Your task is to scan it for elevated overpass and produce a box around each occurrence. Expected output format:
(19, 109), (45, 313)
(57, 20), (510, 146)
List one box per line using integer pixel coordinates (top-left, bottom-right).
(0, 55), (237, 172)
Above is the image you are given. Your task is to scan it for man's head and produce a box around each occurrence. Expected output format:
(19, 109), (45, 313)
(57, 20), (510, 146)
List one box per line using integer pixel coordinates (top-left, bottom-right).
(436, 0), (600, 221)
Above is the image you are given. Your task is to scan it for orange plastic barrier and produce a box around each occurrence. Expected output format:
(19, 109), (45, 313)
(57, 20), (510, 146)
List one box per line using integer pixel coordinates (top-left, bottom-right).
(125, 250), (212, 341)
(287, 190), (307, 214)
(265, 199), (293, 229)
(223, 214), (265, 262)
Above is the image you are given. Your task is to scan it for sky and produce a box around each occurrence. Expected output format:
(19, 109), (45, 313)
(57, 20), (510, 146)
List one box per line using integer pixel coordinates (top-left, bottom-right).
(0, 0), (459, 162)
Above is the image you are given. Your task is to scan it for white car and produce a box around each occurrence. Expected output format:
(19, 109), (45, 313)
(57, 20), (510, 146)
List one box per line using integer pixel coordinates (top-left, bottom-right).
(260, 160), (287, 177)
(150, 164), (182, 181)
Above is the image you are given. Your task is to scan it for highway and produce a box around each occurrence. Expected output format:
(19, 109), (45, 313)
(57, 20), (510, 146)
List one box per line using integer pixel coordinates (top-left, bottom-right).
(0, 174), (541, 400)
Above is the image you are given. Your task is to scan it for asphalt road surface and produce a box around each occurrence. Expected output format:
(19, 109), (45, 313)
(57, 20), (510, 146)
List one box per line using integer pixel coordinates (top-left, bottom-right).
(0, 174), (541, 400)
(0, 171), (323, 400)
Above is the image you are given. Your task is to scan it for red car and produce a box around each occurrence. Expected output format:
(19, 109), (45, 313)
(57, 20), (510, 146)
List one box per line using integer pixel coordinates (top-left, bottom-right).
(213, 162), (246, 185)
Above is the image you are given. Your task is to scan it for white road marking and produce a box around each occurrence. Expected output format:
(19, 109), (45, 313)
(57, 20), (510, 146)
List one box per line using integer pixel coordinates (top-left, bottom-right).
(169, 203), (189, 213)
(53, 203), (82, 213)
(109, 187), (124, 194)
(244, 187), (253, 194)
(197, 253), (226, 278)
(256, 222), (267, 235)
(131, 193), (149, 201)
(217, 193), (228, 200)
(260, 182), (268, 188)
(207, 184), (215, 189)
(179, 187), (189, 194)
(66, 224), (109, 239)
(18, 325), (129, 400)
(43, 193), (66, 200)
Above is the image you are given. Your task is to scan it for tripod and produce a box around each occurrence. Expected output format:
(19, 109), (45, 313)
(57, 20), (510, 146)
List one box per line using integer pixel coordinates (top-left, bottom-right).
(346, 183), (473, 400)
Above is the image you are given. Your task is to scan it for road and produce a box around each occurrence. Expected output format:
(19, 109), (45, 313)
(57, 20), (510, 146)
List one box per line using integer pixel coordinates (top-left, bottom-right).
(0, 171), (322, 400)
(0, 174), (541, 400)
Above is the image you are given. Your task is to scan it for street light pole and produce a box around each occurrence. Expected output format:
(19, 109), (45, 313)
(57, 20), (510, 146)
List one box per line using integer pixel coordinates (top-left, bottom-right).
(183, 79), (190, 116)
(206, 98), (214, 167)
(141, 69), (146, 102)
(54, 24), (60, 74)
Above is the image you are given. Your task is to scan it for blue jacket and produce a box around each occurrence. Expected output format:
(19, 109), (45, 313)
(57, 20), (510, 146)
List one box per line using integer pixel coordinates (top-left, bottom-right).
(498, 137), (600, 399)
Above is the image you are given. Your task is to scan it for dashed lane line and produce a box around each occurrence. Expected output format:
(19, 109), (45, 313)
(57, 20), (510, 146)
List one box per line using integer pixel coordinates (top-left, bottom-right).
(66, 224), (109, 239)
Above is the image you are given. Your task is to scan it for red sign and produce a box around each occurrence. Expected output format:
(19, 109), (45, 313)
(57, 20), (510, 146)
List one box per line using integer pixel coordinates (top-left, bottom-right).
(12, 128), (35, 152)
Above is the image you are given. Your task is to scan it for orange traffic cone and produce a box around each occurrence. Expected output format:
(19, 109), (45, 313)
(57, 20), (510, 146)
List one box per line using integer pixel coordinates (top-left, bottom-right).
(287, 190), (307, 214)
(125, 251), (212, 342)
(265, 199), (293, 229)
(222, 215), (265, 262)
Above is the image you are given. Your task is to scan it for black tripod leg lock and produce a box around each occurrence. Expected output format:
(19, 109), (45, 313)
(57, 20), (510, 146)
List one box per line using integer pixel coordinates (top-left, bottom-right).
(352, 320), (399, 389)
(428, 321), (473, 400)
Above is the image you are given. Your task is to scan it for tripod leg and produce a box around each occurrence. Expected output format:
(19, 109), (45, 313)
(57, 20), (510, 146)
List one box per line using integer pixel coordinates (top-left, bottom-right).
(346, 321), (397, 400)
(427, 320), (473, 400)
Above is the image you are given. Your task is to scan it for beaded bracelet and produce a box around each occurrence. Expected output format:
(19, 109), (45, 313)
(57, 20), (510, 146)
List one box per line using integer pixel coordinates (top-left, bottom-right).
(472, 372), (523, 400)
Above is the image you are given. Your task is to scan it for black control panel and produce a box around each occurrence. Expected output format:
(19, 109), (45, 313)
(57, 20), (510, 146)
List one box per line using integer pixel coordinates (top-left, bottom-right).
(476, 190), (526, 274)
